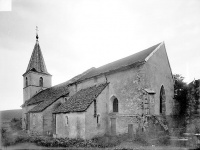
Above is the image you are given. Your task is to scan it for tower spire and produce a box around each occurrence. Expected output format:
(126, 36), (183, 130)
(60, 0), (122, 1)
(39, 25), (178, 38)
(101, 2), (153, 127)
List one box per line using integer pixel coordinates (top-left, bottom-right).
(36, 26), (39, 41)
(23, 28), (51, 76)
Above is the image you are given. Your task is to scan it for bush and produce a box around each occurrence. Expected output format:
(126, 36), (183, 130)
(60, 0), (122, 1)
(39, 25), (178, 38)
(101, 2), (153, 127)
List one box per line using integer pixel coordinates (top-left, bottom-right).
(1, 128), (7, 138)
(91, 134), (129, 148)
(30, 135), (125, 148)
(1, 130), (32, 147)
(11, 118), (19, 122)
(10, 117), (22, 131)
(1, 131), (15, 146)
(133, 133), (149, 146)
(156, 135), (170, 146)
(1, 132), (127, 148)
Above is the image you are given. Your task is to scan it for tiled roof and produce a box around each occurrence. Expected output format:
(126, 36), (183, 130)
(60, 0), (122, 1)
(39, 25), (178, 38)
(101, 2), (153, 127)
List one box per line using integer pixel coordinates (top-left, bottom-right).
(24, 41), (50, 75)
(28, 85), (69, 113)
(25, 85), (67, 106)
(53, 83), (109, 113)
(23, 67), (95, 111)
(75, 43), (161, 82)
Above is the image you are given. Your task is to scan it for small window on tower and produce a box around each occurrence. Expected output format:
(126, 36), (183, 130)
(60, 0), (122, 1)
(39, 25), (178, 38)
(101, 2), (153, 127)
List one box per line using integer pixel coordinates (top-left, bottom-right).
(26, 77), (28, 87)
(39, 77), (43, 86)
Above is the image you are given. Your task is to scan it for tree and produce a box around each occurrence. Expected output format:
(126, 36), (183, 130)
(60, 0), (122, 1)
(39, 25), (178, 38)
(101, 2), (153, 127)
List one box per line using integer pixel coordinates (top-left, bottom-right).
(187, 80), (200, 118)
(173, 74), (188, 117)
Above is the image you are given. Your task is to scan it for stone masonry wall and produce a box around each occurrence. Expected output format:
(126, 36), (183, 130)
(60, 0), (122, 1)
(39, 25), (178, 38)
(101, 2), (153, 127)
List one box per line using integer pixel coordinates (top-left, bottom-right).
(106, 66), (147, 135)
(27, 98), (64, 135)
(143, 44), (174, 116)
(29, 112), (43, 134)
(23, 72), (51, 102)
(76, 64), (145, 137)
(22, 104), (36, 130)
(85, 86), (109, 139)
(56, 112), (85, 139)
(42, 98), (64, 136)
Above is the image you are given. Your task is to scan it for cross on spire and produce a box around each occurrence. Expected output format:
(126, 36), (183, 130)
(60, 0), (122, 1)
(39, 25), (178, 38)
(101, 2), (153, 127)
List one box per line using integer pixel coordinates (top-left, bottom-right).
(36, 26), (39, 41)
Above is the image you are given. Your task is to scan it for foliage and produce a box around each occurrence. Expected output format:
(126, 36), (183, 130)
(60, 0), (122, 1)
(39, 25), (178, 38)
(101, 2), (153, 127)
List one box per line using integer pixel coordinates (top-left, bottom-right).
(91, 134), (129, 148)
(156, 135), (170, 146)
(1, 128), (16, 146)
(11, 117), (19, 122)
(173, 74), (188, 118)
(1, 132), (128, 148)
(133, 132), (149, 146)
(10, 117), (22, 131)
(187, 80), (200, 117)
(1, 128), (7, 136)
(1, 128), (7, 145)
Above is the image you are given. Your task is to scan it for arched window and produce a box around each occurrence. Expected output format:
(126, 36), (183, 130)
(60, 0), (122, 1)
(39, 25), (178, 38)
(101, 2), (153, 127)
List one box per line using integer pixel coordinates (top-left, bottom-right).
(39, 77), (43, 87)
(113, 98), (118, 112)
(160, 85), (166, 114)
(25, 77), (28, 87)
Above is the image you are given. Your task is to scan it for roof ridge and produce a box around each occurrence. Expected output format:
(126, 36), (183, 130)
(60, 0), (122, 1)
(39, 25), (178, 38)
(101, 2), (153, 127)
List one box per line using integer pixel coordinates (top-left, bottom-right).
(144, 42), (163, 61)
(28, 90), (69, 113)
(75, 42), (162, 83)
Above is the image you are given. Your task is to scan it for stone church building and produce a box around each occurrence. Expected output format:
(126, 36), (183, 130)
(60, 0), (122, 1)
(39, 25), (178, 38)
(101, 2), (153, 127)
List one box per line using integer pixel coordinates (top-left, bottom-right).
(22, 34), (174, 139)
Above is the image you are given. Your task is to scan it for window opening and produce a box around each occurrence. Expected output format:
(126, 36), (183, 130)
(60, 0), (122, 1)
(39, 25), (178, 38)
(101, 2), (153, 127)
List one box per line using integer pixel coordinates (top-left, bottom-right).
(160, 85), (165, 114)
(25, 77), (28, 87)
(39, 77), (43, 86)
(94, 100), (97, 117)
(65, 116), (68, 125)
(97, 114), (100, 124)
(113, 98), (118, 112)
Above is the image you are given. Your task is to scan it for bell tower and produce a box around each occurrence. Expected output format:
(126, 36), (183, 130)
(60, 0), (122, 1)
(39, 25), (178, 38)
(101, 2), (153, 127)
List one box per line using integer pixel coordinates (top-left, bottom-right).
(23, 27), (52, 103)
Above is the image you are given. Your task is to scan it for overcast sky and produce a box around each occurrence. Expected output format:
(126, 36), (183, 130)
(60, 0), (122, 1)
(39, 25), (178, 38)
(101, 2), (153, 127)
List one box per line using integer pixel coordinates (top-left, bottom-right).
(0, 0), (200, 111)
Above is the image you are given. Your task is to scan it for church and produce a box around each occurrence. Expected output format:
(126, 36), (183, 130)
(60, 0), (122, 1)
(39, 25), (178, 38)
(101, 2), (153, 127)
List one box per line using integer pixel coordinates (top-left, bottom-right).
(22, 33), (174, 139)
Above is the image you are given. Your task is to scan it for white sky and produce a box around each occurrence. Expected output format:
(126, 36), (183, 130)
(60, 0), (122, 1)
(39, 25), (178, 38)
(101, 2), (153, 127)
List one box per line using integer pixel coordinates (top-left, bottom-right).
(0, 0), (200, 111)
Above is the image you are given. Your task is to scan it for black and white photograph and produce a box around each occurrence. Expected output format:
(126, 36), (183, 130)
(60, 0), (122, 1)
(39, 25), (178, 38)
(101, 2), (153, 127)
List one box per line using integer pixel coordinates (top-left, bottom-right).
(0, 0), (200, 149)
